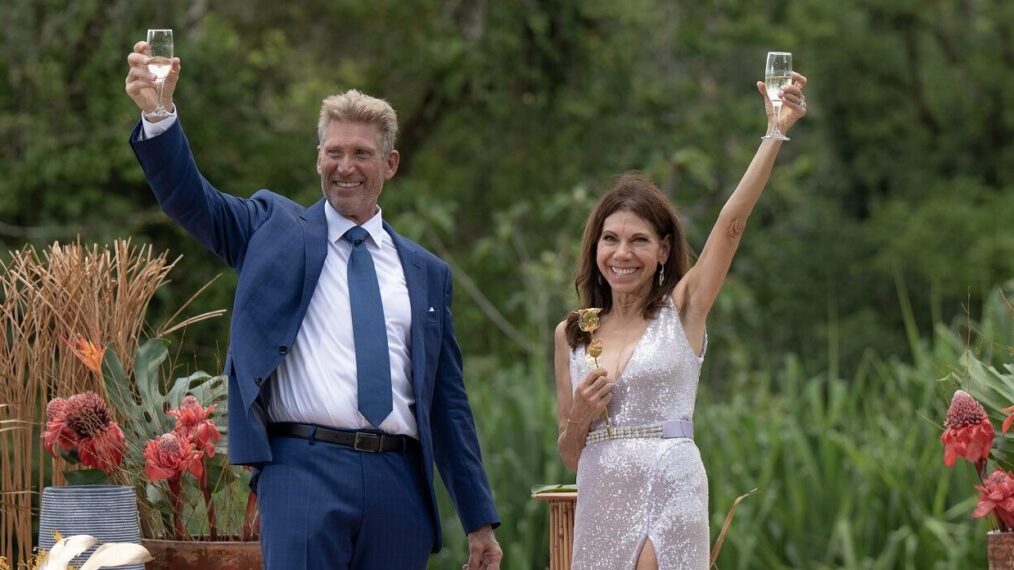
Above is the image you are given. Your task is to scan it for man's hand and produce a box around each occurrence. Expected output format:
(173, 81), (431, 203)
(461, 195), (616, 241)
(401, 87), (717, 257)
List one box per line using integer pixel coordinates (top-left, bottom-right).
(124, 40), (181, 119)
(464, 525), (502, 570)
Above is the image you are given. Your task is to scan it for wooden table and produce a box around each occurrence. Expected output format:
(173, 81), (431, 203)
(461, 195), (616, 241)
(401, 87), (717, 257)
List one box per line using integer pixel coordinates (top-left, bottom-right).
(531, 492), (577, 570)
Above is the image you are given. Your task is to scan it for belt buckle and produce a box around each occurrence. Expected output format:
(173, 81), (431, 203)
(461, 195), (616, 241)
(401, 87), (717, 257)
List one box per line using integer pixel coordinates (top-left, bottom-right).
(353, 432), (381, 452)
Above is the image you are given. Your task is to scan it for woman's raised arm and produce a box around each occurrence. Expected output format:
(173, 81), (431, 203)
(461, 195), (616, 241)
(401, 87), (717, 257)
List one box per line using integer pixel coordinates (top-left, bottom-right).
(676, 72), (808, 346)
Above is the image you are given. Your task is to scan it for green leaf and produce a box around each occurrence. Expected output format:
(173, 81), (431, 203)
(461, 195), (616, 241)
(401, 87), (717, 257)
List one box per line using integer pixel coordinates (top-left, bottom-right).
(59, 449), (81, 465)
(146, 483), (166, 505)
(134, 338), (171, 436)
(165, 371), (225, 410)
(101, 348), (134, 424)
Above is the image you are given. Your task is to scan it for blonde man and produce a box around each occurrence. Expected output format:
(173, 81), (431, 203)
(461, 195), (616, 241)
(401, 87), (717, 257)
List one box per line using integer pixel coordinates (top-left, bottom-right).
(125, 41), (502, 570)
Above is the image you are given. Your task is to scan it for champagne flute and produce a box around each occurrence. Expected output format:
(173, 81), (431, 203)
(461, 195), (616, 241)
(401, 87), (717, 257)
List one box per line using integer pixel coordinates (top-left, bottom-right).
(763, 51), (792, 141)
(146, 29), (174, 120)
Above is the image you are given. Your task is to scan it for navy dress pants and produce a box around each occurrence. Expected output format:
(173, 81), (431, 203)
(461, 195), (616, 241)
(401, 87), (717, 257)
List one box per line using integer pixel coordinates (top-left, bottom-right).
(258, 434), (435, 570)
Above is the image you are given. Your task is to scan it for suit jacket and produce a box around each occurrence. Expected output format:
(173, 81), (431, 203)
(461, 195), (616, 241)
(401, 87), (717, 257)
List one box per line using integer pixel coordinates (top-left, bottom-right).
(130, 119), (499, 550)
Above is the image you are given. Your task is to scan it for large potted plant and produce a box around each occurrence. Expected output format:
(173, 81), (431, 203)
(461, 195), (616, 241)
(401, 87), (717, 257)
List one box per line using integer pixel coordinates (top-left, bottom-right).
(0, 239), (261, 568)
(41, 334), (262, 570)
(940, 352), (1014, 569)
(0, 241), (169, 566)
(97, 338), (262, 570)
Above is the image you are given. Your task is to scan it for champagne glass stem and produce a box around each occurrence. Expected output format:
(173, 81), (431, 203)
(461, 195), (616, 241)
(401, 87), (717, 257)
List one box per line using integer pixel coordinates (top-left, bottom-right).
(772, 101), (783, 137)
(155, 79), (166, 114)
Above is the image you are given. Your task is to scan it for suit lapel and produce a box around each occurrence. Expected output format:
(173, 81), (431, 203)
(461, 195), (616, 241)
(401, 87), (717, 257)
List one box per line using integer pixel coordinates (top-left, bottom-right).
(386, 222), (428, 405)
(299, 200), (328, 312)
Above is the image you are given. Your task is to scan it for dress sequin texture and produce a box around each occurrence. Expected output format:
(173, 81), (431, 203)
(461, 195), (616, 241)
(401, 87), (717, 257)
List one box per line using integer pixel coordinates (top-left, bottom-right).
(570, 298), (709, 569)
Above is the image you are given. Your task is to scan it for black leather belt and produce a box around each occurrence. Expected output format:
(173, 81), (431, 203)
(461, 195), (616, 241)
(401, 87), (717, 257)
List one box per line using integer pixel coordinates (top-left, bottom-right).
(269, 422), (414, 453)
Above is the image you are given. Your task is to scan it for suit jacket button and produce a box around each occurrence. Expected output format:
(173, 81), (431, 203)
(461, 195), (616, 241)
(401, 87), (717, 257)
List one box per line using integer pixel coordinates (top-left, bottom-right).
(279, 345), (288, 355)
(255, 377), (264, 387)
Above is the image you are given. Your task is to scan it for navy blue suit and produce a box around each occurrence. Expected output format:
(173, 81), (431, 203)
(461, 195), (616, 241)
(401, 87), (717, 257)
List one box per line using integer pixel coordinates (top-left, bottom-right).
(130, 119), (499, 561)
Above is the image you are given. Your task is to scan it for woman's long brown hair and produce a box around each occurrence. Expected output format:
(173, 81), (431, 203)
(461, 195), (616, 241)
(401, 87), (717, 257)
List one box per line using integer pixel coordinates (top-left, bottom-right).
(565, 172), (690, 348)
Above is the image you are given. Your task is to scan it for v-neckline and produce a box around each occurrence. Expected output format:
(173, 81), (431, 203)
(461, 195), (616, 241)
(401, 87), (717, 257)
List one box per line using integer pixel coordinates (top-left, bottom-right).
(607, 315), (654, 382)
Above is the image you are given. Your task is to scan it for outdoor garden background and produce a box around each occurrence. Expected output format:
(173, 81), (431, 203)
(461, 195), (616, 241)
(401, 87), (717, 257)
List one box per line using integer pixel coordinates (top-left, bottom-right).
(2, 1), (1013, 568)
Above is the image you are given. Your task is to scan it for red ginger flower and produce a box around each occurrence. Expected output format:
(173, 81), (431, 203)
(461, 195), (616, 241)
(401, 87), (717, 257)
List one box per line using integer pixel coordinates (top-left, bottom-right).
(44, 392), (125, 473)
(42, 397), (77, 455)
(46, 397), (68, 421)
(77, 423), (125, 474)
(64, 334), (105, 375)
(168, 395), (220, 457)
(974, 469), (1014, 529)
(941, 389), (994, 468)
(144, 432), (203, 482)
(63, 392), (113, 438)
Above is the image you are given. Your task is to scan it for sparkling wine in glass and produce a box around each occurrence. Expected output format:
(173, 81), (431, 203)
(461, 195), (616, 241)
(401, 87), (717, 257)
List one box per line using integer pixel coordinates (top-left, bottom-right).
(146, 29), (174, 120)
(763, 51), (792, 141)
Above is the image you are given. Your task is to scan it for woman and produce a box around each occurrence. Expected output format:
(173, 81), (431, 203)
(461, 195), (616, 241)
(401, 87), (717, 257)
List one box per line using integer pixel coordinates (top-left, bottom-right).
(554, 72), (808, 569)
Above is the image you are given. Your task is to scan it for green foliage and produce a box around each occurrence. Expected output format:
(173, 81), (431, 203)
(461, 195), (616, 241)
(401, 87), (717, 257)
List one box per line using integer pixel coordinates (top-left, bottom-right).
(102, 339), (227, 446)
(2, 0), (1011, 378)
(101, 339), (231, 538)
(699, 354), (979, 569)
(694, 282), (1013, 569)
(3, 0), (1013, 566)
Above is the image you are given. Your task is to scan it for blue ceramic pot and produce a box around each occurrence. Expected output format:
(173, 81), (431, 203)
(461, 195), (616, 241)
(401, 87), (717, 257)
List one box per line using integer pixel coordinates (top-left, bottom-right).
(38, 485), (143, 570)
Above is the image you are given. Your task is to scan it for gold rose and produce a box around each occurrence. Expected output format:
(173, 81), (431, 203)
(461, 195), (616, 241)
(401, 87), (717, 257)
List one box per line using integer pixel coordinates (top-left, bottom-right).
(575, 308), (613, 437)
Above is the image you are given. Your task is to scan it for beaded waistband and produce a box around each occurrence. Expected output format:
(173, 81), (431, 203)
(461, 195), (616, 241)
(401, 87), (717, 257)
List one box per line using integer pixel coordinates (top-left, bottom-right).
(585, 419), (694, 445)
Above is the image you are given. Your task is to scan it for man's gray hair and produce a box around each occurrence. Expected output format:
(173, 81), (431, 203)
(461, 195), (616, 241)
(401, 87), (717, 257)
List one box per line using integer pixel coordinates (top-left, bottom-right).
(317, 89), (398, 155)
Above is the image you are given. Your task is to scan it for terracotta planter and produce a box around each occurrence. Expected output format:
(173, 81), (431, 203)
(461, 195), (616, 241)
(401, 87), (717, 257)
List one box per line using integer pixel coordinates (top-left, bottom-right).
(142, 538), (262, 570)
(989, 531), (1014, 570)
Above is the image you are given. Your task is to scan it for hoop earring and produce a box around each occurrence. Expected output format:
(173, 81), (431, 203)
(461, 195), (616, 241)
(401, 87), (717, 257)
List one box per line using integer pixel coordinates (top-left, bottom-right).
(657, 266), (664, 287)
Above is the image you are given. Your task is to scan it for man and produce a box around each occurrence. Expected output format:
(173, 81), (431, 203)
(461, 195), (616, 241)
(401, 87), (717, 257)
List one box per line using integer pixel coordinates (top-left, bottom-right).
(124, 41), (502, 569)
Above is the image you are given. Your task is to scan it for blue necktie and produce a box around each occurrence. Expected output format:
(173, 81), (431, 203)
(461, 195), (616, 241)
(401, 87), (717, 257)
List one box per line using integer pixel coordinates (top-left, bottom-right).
(343, 226), (392, 428)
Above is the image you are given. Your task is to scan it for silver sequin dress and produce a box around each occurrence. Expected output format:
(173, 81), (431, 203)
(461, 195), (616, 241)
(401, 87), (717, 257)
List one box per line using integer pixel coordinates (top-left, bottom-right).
(570, 298), (709, 569)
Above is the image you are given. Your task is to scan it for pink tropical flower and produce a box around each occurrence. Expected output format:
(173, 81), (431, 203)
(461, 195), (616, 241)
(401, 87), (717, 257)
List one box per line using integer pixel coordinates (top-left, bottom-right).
(941, 390), (994, 467)
(144, 432), (203, 482)
(42, 397), (77, 455)
(168, 395), (221, 457)
(76, 423), (126, 474)
(44, 392), (125, 473)
(974, 469), (1014, 529)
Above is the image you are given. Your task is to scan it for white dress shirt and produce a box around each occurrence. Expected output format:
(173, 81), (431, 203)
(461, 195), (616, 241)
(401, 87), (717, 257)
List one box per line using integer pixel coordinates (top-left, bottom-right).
(140, 110), (177, 138)
(141, 111), (418, 438)
(267, 204), (417, 437)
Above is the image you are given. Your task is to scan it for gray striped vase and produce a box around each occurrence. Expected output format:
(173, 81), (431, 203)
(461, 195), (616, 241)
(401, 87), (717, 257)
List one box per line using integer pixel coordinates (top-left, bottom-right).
(38, 485), (144, 570)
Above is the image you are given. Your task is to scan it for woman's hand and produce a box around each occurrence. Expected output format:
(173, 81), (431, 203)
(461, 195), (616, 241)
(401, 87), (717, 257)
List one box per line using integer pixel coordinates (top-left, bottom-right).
(567, 368), (614, 428)
(756, 71), (808, 134)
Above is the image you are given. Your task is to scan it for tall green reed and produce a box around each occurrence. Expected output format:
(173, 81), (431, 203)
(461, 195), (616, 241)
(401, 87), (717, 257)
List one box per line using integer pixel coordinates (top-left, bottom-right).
(698, 350), (984, 569)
